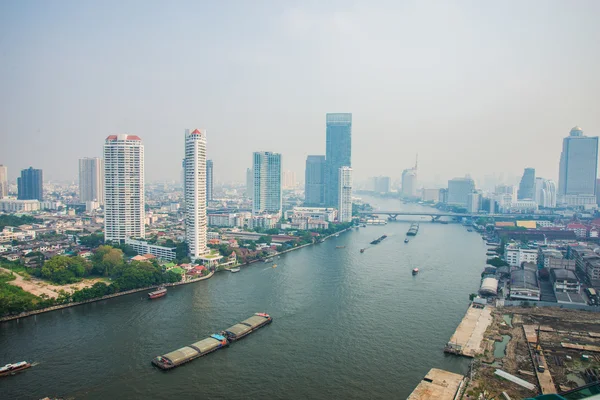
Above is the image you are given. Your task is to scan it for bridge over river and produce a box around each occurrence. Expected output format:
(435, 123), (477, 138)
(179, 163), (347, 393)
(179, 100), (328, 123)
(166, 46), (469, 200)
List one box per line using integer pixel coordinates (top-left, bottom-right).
(359, 210), (560, 221)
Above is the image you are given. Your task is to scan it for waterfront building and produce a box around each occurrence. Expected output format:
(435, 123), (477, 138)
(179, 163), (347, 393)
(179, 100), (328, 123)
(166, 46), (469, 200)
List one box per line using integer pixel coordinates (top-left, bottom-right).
(184, 129), (208, 260)
(79, 157), (104, 204)
(305, 155), (326, 206)
(284, 207), (337, 222)
(558, 126), (599, 206)
(17, 167), (43, 201)
(0, 199), (40, 212)
(401, 170), (417, 197)
(467, 192), (480, 213)
(252, 151), (282, 215)
(325, 113), (352, 207)
(517, 168), (535, 200)
(206, 159), (213, 203)
(421, 188), (440, 203)
(103, 134), (145, 242)
(246, 168), (253, 199)
(125, 238), (176, 261)
(439, 188), (448, 204)
(505, 243), (538, 267)
(509, 269), (541, 300)
(0, 165), (7, 198)
(447, 177), (475, 207)
(338, 166), (353, 223)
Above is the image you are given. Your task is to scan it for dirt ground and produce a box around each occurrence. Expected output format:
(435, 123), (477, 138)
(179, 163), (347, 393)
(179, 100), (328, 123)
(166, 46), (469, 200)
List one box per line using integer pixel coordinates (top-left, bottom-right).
(1, 267), (107, 299)
(464, 306), (600, 399)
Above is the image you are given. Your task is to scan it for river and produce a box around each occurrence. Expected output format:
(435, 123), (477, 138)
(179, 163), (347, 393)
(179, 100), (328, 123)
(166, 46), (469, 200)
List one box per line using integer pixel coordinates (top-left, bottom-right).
(0, 196), (487, 399)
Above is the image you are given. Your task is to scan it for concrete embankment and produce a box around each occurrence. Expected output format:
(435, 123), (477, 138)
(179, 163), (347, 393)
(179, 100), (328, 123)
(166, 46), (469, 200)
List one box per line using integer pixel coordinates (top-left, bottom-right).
(444, 303), (494, 357)
(408, 368), (465, 400)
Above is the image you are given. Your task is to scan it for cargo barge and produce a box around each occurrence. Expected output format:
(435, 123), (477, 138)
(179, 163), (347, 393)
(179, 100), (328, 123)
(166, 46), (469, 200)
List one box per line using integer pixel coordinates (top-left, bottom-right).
(151, 313), (272, 371)
(407, 223), (419, 236)
(370, 235), (387, 245)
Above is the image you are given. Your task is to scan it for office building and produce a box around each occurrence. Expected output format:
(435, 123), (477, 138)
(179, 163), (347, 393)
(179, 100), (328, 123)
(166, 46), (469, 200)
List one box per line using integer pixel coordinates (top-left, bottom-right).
(325, 113), (352, 207)
(103, 134), (145, 242)
(0, 165), (7, 198)
(17, 167), (43, 201)
(447, 177), (475, 207)
(467, 192), (480, 213)
(253, 151), (282, 215)
(421, 188), (440, 203)
(246, 168), (253, 198)
(401, 169), (417, 197)
(517, 168), (535, 200)
(0, 199), (40, 212)
(338, 167), (353, 223)
(559, 126), (599, 205)
(184, 129), (208, 260)
(79, 157), (104, 204)
(535, 178), (557, 208)
(305, 155), (325, 206)
(206, 159), (213, 203)
(375, 176), (391, 193)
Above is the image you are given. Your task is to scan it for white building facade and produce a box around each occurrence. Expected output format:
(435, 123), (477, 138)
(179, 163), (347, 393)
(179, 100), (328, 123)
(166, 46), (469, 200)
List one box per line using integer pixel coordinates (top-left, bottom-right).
(338, 167), (353, 222)
(184, 129), (208, 260)
(103, 134), (145, 242)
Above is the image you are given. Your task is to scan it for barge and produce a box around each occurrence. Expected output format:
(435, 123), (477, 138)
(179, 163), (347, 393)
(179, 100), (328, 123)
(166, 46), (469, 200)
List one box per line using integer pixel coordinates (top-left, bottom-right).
(148, 287), (167, 299)
(0, 361), (31, 377)
(370, 235), (388, 245)
(152, 313), (272, 371)
(406, 223), (419, 236)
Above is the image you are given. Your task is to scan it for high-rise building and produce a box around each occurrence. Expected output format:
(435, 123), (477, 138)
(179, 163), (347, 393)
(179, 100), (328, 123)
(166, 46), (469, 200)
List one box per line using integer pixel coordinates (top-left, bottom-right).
(495, 184), (517, 203)
(402, 169), (417, 197)
(206, 159), (213, 203)
(447, 177), (475, 207)
(253, 152), (282, 215)
(245, 168), (253, 199)
(559, 126), (599, 205)
(184, 129), (208, 260)
(282, 170), (297, 190)
(0, 165), (7, 198)
(17, 167), (43, 201)
(325, 113), (352, 207)
(338, 167), (353, 222)
(103, 134), (145, 242)
(305, 155), (325, 206)
(373, 176), (391, 193)
(541, 179), (557, 208)
(79, 157), (104, 204)
(517, 168), (536, 200)
(467, 192), (480, 213)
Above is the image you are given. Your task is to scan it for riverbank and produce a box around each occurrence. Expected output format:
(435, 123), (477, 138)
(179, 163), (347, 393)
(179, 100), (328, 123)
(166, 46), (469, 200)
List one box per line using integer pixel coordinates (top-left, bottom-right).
(0, 271), (215, 322)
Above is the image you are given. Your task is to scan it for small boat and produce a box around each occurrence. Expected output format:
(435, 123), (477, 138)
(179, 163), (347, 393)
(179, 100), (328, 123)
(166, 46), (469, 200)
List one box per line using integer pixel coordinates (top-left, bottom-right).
(272, 264), (277, 268)
(148, 286), (167, 299)
(404, 238), (409, 244)
(334, 234), (340, 237)
(264, 258), (273, 263)
(230, 267), (241, 273)
(361, 224), (367, 228)
(360, 248), (365, 253)
(440, 221), (449, 225)
(336, 246), (345, 249)
(412, 268), (419, 275)
(0, 361), (31, 377)
(467, 228), (473, 232)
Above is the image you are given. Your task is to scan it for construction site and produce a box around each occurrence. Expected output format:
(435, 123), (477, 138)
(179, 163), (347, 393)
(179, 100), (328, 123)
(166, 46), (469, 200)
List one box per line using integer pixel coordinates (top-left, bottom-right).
(463, 306), (600, 399)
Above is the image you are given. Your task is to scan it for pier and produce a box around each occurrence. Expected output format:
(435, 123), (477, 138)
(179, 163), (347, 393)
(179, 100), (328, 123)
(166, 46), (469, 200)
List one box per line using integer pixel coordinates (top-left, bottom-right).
(408, 368), (465, 400)
(444, 303), (493, 357)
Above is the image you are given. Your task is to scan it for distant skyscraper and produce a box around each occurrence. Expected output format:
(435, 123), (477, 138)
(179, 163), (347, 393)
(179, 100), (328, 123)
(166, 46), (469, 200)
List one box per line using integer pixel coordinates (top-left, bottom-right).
(325, 113), (352, 207)
(253, 152), (282, 215)
(103, 134), (145, 242)
(206, 159), (213, 203)
(185, 129), (208, 260)
(375, 176), (391, 193)
(542, 179), (557, 208)
(17, 167), (43, 201)
(517, 168), (536, 200)
(338, 167), (353, 222)
(282, 170), (297, 190)
(447, 177), (475, 207)
(79, 157), (104, 204)
(559, 126), (598, 205)
(305, 155), (325, 206)
(0, 165), (7, 198)
(401, 156), (418, 197)
(245, 168), (253, 199)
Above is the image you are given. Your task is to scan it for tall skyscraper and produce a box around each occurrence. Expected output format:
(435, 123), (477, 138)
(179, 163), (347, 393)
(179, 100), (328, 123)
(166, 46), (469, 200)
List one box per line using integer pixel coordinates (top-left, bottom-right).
(338, 167), (353, 222)
(401, 155), (418, 197)
(325, 113), (352, 207)
(517, 168), (536, 200)
(17, 167), (43, 201)
(206, 159), (213, 203)
(282, 170), (297, 190)
(79, 157), (104, 203)
(103, 134), (145, 242)
(305, 155), (325, 206)
(245, 168), (253, 199)
(253, 152), (282, 215)
(185, 129), (208, 260)
(447, 177), (475, 207)
(559, 126), (599, 205)
(0, 165), (7, 198)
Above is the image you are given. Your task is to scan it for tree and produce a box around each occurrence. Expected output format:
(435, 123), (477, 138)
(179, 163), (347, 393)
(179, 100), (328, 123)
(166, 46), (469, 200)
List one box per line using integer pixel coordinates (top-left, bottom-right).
(257, 235), (272, 244)
(486, 257), (509, 267)
(92, 245), (125, 276)
(78, 233), (104, 247)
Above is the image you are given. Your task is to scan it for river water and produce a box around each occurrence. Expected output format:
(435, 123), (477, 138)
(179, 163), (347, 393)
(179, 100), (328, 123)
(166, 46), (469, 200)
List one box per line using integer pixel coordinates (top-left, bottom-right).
(1, 196), (487, 399)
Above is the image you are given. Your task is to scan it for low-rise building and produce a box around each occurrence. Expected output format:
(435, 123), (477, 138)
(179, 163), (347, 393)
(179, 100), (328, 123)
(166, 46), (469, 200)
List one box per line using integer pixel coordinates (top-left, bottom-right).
(510, 269), (540, 301)
(125, 238), (176, 261)
(551, 269), (581, 294)
(505, 243), (538, 267)
(0, 199), (40, 212)
(284, 207), (337, 222)
(566, 223), (588, 238)
(248, 214), (279, 230)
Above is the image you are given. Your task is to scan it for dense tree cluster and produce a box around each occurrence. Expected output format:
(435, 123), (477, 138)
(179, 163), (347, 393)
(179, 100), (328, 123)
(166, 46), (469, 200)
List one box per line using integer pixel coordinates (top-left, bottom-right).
(0, 214), (42, 230)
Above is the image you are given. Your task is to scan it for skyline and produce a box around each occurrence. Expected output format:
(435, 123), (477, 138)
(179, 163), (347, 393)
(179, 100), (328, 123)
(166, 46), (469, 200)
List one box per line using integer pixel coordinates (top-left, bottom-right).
(1, 1), (600, 185)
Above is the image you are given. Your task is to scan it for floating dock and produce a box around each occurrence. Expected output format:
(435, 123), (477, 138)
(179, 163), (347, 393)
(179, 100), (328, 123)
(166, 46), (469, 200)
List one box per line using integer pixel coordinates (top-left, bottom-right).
(444, 303), (493, 357)
(152, 313), (272, 370)
(408, 368), (465, 400)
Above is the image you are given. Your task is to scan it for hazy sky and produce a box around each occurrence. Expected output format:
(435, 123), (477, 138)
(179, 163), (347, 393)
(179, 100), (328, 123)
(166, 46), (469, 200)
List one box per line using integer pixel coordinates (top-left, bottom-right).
(1, 1), (599, 187)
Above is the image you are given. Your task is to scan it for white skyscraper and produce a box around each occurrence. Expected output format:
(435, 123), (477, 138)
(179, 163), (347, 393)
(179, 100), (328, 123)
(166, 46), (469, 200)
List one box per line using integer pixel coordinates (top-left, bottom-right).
(338, 166), (353, 222)
(0, 165), (7, 198)
(103, 134), (145, 242)
(253, 152), (282, 215)
(79, 157), (104, 203)
(185, 129), (208, 260)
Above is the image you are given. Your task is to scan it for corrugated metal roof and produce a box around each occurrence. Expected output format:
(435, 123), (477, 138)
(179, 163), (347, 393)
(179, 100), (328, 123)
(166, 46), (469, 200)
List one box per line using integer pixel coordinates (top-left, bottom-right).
(511, 269), (538, 290)
(163, 346), (198, 364)
(241, 315), (267, 329)
(224, 323), (252, 337)
(190, 337), (221, 354)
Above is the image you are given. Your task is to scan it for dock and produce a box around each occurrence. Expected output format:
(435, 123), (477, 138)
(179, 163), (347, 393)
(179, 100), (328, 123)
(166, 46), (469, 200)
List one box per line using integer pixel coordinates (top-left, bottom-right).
(522, 325), (556, 394)
(408, 368), (465, 400)
(444, 303), (493, 357)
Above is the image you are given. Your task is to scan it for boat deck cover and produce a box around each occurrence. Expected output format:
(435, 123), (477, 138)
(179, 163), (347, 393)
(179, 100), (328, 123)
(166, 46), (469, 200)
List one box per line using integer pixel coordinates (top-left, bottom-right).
(163, 346), (199, 364)
(241, 315), (268, 328)
(224, 323), (252, 337)
(190, 337), (221, 354)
